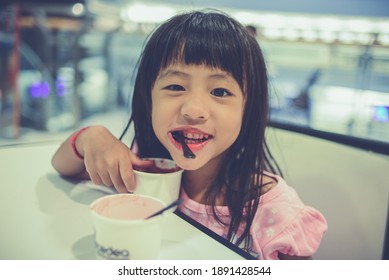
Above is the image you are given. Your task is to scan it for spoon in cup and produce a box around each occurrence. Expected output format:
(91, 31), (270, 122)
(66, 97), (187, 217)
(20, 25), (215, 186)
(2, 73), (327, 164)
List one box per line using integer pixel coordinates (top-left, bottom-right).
(145, 198), (183, 219)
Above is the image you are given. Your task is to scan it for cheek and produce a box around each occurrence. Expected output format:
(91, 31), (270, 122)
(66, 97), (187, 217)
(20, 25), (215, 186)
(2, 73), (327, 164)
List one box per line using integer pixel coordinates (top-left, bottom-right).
(229, 118), (243, 140)
(152, 99), (171, 124)
(229, 106), (244, 140)
(217, 109), (243, 144)
(151, 97), (177, 140)
(230, 102), (244, 126)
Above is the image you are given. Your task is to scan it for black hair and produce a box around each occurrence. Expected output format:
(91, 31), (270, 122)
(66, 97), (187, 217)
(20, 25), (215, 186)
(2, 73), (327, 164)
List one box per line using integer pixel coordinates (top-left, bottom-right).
(246, 25), (257, 37)
(120, 9), (281, 246)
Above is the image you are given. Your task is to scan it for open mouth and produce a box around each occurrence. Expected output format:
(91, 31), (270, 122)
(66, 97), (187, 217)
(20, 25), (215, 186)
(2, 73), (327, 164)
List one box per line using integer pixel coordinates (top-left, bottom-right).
(170, 129), (213, 158)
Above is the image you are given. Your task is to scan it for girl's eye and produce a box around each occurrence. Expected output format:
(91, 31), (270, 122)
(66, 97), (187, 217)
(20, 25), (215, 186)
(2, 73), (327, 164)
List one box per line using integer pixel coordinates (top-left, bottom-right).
(165, 84), (185, 91)
(211, 88), (231, 97)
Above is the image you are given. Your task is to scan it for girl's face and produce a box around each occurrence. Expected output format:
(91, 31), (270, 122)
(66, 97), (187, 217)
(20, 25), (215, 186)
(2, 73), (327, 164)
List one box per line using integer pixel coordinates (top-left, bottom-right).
(151, 62), (245, 170)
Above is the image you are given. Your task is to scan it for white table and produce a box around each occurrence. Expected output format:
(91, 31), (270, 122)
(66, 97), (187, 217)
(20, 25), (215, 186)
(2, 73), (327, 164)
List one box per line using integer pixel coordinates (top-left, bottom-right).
(0, 142), (250, 260)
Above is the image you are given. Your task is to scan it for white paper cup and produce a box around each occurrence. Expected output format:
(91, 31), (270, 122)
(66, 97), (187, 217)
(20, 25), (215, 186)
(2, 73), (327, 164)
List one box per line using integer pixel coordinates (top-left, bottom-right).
(133, 158), (183, 205)
(90, 193), (166, 260)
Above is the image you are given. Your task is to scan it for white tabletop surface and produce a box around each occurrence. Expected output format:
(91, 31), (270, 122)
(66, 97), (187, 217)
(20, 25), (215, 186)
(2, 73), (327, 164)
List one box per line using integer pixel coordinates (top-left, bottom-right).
(0, 142), (247, 260)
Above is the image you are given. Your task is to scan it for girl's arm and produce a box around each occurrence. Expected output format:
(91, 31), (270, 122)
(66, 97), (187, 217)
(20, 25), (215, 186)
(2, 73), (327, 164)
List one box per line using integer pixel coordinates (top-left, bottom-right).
(51, 127), (91, 179)
(51, 125), (146, 193)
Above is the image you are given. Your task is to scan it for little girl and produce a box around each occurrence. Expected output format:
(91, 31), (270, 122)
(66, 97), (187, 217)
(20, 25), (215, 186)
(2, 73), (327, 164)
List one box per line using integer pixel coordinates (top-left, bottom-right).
(52, 9), (327, 260)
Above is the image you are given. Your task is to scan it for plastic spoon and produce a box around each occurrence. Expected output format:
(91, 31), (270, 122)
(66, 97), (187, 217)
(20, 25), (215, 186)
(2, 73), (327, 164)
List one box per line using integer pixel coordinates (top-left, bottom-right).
(145, 198), (183, 219)
(171, 132), (196, 159)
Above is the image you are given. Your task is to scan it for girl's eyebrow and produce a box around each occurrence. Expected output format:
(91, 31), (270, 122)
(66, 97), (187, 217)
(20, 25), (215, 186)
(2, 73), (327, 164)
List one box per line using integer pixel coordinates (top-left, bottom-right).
(158, 70), (231, 81)
(209, 73), (231, 81)
(158, 70), (190, 80)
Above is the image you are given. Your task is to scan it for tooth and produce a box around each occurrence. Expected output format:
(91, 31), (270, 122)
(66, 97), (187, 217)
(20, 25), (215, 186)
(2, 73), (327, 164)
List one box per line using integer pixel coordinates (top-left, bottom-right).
(181, 131), (211, 140)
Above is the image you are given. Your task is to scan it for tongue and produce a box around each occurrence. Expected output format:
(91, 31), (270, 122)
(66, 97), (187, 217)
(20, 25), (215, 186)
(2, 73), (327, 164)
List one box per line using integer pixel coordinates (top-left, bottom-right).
(171, 132), (196, 159)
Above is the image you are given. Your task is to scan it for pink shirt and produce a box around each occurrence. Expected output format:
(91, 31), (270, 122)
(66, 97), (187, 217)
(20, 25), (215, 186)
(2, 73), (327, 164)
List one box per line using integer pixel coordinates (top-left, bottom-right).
(178, 175), (328, 260)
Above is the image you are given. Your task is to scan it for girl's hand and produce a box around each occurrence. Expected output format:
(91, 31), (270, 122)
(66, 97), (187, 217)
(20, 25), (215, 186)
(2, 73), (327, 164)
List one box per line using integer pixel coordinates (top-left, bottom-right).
(72, 125), (151, 193)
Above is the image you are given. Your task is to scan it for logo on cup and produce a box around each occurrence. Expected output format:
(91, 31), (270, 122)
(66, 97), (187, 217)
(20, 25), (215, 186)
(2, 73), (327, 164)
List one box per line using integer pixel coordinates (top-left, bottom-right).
(96, 242), (130, 260)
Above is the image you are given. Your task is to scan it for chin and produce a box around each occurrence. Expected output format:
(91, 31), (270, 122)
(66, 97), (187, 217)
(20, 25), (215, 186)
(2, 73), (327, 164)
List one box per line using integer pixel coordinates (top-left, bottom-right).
(170, 153), (204, 171)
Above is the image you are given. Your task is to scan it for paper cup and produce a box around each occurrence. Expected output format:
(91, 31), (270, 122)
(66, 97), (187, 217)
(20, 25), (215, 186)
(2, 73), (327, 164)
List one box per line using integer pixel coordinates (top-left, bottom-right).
(133, 158), (183, 205)
(90, 194), (166, 260)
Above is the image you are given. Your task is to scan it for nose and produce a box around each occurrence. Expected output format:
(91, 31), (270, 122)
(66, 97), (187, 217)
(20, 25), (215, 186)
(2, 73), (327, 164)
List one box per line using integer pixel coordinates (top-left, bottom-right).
(180, 92), (210, 122)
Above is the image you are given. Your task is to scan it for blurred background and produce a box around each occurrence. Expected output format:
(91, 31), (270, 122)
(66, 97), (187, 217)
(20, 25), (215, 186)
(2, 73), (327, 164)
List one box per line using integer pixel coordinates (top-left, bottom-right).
(1, 0), (389, 145)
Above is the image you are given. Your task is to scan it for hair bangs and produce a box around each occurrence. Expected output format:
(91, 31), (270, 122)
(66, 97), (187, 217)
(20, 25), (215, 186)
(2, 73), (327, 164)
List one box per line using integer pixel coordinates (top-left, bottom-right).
(156, 12), (247, 90)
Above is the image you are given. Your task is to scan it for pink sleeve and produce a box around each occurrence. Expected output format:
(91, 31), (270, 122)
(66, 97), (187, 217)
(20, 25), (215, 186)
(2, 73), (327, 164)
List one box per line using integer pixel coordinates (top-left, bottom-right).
(262, 207), (328, 260)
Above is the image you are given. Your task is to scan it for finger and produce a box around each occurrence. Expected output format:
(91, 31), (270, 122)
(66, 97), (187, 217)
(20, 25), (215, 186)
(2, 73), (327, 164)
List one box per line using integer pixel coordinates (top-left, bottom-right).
(88, 170), (104, 186)
(84, 160), (104, 185)
(109, 165), (129, 193)
(90, 167), (113, 187)
(97, 170), (114, 187)
(118, 157), (136, 192)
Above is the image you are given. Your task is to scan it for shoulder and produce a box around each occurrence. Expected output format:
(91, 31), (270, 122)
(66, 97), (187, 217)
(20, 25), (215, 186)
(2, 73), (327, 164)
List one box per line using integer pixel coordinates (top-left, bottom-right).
(259, 173), (278, 195)
(258, 174), (302, 206)
(255, 176), (306, 229)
